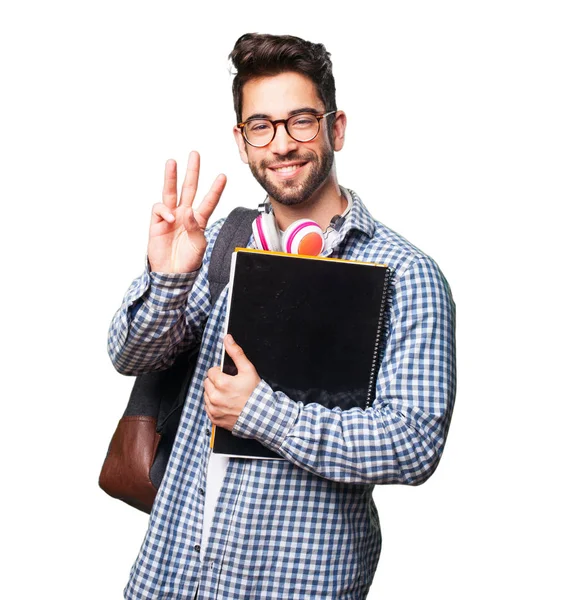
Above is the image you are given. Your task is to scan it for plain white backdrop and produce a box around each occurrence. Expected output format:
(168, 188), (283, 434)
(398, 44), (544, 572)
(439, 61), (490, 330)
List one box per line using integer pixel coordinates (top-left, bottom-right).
(1, 1), (565, 598)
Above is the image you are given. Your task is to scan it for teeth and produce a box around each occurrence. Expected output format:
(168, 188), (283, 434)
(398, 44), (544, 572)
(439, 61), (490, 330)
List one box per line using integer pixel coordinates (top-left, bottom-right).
(274, 164), (302, 173)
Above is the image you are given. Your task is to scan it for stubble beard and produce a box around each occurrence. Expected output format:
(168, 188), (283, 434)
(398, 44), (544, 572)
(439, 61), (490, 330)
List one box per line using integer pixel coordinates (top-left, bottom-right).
(248, 146), (335, 207)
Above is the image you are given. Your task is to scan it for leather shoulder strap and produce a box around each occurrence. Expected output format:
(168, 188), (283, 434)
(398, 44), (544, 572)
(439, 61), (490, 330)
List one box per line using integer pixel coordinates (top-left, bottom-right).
(208, 207), (257, 305)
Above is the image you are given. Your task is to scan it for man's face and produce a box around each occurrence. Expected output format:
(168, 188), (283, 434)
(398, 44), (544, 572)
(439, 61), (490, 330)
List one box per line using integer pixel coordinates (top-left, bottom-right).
(235, 72), (336, 207)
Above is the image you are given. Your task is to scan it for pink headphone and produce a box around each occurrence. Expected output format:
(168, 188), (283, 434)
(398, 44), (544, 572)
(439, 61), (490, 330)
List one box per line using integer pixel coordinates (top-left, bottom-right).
(252, 191), (353, 256)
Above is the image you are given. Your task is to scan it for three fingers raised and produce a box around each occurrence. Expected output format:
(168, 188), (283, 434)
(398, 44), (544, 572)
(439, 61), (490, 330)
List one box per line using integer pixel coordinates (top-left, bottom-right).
(156, 151), (225, 232)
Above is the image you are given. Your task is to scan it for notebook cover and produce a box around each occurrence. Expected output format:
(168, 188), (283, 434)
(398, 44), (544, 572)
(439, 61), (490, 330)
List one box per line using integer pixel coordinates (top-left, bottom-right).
(212, 249), (390, 459)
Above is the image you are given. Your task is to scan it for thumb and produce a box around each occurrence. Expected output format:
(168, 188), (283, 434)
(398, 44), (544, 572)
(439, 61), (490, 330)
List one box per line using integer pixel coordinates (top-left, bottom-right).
(224, 334), (252, 373)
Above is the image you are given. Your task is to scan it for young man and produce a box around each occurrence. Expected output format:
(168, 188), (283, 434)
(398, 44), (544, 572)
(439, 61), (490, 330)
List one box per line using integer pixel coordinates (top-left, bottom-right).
(108, 33), (456, 600)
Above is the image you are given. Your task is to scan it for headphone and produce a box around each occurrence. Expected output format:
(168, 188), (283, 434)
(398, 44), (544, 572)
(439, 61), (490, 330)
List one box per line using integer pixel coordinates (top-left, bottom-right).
(252, 189), (353, 256)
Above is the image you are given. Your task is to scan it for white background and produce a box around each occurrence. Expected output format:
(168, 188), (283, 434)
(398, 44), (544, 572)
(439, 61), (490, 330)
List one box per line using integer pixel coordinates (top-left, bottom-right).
(1, 1), (565, 598)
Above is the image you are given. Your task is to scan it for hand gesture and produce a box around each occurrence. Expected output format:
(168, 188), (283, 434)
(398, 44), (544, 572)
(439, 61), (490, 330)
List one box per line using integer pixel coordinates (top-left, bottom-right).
(147, 151), (227, 273)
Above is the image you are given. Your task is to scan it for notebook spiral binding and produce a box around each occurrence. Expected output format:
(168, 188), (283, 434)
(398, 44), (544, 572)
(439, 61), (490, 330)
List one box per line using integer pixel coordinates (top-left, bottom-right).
(365, 267), (393, 408)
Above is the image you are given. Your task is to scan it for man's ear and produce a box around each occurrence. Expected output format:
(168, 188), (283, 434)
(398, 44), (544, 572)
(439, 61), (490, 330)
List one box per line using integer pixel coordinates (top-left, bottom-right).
(233, 126), (249, 164)
(331, 110), (347, 152)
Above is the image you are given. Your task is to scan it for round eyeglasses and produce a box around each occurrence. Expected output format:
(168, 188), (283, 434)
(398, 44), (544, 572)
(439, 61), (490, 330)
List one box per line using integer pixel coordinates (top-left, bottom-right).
(237, 111), (337, 148)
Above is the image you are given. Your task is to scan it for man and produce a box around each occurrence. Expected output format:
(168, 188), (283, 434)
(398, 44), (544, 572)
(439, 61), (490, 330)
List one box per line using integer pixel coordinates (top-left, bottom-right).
(108, 32), (456, 600)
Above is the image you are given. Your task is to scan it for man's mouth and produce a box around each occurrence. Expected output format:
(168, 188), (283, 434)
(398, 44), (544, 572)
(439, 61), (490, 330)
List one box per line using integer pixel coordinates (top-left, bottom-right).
(268, 161), (308, 176)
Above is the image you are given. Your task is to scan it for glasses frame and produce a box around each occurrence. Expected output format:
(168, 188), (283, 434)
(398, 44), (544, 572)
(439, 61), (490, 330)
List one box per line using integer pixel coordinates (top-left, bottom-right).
(237, 111), (337, 148)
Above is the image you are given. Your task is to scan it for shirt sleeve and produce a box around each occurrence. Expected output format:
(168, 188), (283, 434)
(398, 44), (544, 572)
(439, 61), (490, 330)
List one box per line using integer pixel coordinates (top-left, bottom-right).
(231, 255), (457, 486)
(107, 219), (224, 376)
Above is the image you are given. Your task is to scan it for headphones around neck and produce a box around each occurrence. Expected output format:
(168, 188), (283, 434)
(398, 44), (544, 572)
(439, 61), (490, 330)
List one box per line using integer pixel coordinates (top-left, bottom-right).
(252, 189), (353, 256)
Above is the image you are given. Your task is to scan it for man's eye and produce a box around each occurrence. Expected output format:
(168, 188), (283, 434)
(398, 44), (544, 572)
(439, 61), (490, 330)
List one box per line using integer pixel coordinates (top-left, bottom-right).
(249, 122), (270, 132)
(291, 117), (315, 128)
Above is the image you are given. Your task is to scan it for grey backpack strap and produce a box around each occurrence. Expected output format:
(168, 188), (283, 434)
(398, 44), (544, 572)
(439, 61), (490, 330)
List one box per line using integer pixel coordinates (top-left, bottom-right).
(209, 207), (257, 305)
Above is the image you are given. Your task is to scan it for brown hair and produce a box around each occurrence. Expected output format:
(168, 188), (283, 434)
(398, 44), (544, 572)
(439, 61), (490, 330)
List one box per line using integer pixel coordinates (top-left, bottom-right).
(229, 33), (337, 136)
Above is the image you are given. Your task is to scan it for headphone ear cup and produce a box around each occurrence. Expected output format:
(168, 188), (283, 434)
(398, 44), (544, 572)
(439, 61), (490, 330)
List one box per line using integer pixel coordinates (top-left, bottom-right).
(282, 219), (325, 256)
(252, 213), (282, 252)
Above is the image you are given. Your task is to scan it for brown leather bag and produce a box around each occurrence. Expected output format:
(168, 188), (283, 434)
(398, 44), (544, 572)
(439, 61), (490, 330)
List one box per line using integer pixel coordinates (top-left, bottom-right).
(99, 416), (166, 514)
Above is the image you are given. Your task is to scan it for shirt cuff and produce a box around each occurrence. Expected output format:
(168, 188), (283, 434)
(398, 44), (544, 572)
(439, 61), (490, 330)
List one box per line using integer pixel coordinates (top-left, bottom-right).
(232, 379), (300, 452)
(145, 255), (201, 310)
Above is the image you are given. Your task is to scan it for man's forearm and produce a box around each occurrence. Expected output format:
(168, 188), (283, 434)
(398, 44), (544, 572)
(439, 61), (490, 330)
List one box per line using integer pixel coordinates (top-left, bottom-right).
(107, 260), (203, 376)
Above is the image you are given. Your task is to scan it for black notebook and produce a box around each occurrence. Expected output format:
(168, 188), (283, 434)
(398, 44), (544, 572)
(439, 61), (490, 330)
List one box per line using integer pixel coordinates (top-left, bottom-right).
(210, 248), (390, 459)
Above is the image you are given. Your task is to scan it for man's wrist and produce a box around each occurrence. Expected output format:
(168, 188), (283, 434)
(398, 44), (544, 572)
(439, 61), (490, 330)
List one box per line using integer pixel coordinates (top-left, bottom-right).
(144, 255), (200, 310)
(232, 379), (300, 451)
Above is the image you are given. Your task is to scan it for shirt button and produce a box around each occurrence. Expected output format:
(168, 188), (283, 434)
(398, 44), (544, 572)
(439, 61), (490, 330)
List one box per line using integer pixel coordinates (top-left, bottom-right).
(194, 544), (201, 553)
(199, 488), (205, 495)
(206, 428), (211, 436)
(209, 561), (215, 570)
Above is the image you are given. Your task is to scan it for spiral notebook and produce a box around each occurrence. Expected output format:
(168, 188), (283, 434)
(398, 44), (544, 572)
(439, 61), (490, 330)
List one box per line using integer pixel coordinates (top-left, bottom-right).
(211, 248), (391, 459)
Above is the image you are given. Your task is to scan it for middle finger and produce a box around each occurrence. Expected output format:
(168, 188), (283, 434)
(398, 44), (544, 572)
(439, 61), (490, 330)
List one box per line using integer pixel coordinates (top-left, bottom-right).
(179, 151), (200, 208)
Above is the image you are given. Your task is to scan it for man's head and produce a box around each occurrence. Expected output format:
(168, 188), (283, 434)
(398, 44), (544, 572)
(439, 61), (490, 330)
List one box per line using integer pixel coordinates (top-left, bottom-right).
(229, 33), (346, 207)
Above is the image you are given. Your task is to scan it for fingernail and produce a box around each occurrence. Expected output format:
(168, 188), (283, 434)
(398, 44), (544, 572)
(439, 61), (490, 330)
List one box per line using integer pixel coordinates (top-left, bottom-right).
(226, 334), (234, 345)
(166, 213), (175, 222)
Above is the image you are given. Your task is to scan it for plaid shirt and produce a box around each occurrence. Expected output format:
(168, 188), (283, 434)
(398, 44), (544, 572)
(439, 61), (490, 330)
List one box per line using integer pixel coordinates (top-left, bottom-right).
(108, 190), (456, 600)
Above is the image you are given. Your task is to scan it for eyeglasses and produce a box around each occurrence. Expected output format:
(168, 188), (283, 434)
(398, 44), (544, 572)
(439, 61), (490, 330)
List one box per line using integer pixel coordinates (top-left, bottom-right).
(237, 111), (337, 148)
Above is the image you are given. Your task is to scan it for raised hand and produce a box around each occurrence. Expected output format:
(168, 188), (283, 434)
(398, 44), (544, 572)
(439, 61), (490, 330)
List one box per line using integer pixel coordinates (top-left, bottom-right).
(147, 151), (227, 273)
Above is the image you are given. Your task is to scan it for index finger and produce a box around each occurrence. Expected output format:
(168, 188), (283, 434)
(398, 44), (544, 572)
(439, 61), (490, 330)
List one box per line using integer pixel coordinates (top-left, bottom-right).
(162, 159), (177, 210)
(179, 151), (200, 207)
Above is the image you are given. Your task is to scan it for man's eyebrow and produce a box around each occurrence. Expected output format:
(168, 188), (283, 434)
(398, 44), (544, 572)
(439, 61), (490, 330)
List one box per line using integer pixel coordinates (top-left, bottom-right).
(243, 107), (323, 121)
(288, 107), (321, 116)
(244, 113), (271, 121)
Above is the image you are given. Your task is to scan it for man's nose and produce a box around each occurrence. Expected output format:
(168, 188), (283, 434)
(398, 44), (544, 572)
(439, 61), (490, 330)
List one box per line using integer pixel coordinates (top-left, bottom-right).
(270, 122), (299, 155)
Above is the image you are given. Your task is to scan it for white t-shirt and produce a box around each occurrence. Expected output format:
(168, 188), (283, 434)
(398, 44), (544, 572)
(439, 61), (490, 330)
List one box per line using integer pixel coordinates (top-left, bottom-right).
(200, 451), (229, 554)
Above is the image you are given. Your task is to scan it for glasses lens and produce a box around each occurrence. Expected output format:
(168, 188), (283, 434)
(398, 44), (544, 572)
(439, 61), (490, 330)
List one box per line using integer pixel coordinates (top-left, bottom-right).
(244, 120), (274, 146)
(288, 114), (319, 142)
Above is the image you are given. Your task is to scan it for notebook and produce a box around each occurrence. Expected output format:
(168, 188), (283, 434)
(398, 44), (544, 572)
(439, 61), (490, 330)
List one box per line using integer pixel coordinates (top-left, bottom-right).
(211, 248), (390, 459)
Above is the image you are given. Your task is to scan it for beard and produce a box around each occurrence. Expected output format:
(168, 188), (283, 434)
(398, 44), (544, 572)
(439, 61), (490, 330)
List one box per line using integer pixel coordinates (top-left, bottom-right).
(248, 145), (335, 207)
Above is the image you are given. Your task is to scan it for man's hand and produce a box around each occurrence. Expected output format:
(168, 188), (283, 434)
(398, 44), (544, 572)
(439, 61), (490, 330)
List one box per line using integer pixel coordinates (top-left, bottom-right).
(147, 151), (227, 273)
(204, 335), (261, 431)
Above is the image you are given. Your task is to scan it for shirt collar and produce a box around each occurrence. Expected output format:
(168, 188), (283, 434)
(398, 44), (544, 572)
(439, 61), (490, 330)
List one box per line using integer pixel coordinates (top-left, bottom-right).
(337, 186), (376, 240)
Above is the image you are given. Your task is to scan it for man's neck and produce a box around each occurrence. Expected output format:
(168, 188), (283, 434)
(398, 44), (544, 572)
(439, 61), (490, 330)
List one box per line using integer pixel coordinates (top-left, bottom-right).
(270, 175), (347, 231)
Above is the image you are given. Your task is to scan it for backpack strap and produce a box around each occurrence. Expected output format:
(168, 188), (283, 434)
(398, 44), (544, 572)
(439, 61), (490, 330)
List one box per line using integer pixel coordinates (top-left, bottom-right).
(208, 207), (257, 305)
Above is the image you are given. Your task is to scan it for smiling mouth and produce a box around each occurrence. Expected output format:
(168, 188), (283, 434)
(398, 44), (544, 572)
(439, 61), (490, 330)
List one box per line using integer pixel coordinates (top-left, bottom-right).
(268, 162), (308, 174)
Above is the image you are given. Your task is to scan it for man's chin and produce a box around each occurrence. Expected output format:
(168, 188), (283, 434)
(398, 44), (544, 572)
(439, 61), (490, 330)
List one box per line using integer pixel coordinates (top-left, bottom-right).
(267, 181), (311, 205)
(259, 174), (307, 206)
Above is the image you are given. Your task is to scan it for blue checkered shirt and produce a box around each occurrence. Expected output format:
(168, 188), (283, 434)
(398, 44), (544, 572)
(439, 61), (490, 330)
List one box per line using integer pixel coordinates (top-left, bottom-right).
(108, 190), (456, 600)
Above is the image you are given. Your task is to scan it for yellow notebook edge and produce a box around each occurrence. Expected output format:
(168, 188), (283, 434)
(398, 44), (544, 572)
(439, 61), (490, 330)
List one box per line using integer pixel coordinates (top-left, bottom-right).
(234, 247), (388, 268)
(210, 248), (239, 452)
